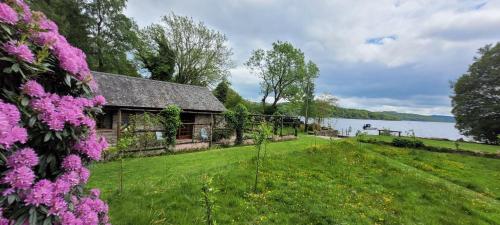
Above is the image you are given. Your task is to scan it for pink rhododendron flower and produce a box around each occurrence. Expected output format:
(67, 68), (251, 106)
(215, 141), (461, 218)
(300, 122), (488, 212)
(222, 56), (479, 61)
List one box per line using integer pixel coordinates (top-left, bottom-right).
(30, 92), (98, 131)
(25, 179), (54, 206)
(0, 208), (9, 225)
(7, 147), (38, 168)
(21, 80), (46, 98)
(89, 189), (100, 198)
(2, 166), (35, 190)
(37, 15), (58, 32)
(2, 41), (35, 63)
(74, 132), (108, 160)
(0, 3), (109, 223)
(92, 95), (106, 106)
(60, 211), (83, 225)
(78, 167), (90, 183)
(14, 0), (31, 23)
(47, 196), (68, 216)
(75, 199), (99, 225)
(62, 155), (82, 171)
(32, 31), (59, 47)
(54, 177), (72, 195)
(59, 171), (80, 187)
(0, 3), (18, 25)
(0, 100), (28, 149)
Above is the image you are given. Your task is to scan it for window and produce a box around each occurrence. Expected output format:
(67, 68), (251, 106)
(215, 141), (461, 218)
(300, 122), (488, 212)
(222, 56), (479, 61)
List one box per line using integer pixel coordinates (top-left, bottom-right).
(96, 111), (113, 129)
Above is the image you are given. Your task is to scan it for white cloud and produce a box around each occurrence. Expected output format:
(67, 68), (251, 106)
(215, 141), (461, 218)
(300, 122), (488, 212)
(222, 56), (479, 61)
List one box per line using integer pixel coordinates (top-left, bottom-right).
(337, 95), (453, 116)
(124, 0), (500, 115)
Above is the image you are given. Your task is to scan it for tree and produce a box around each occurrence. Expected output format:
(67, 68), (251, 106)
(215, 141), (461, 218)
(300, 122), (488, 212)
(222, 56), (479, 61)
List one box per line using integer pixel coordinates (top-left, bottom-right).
(135, 24), (176, 81)
(136, 13), (233, 86)
(310, 93), (337, 126)
(252, 122), (272, 192)
(225, 88), (244, 109)
(452, 43), (500, 144)
(301, 60), (319, 131)
(246, 41), (305, 114)
(213, 80), (230, 103)
(85, 0), (139, 76)
(213, 80), (245, 109)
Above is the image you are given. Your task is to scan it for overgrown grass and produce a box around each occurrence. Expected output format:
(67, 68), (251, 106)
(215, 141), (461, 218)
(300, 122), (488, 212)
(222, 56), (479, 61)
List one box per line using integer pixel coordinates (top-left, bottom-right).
(88, 136), (500, 224)
(366, 135), (500, 153)
(366, 143), (500, 200)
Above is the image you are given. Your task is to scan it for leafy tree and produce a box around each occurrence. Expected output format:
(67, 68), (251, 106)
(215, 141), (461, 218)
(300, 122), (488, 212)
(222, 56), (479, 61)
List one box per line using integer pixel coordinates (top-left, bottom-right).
(300, 60), (319, 131)
(213, 80), (245, 109)
(85, 0), (139, 76)
(452, 43), (500, 144)
(135, 24), (176, 81)
(213, 80), (230, 103)
(136, 13), (233, 86)
(246, 41), (305, 114)
(225, 103), (249, 145)
(252, 122), (272, 192)
(309, 93), (337, 126)
(225, 88), (244, 109)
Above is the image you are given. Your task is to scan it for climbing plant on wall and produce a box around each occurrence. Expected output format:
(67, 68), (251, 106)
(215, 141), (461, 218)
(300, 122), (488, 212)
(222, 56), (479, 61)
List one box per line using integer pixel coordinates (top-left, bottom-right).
(160, 105), (181, 147)
(224, 103), (249, 145)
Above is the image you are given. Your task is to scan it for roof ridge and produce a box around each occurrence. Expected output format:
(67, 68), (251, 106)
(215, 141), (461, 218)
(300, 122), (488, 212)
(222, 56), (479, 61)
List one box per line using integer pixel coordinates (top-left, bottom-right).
(91, 71), (210, 90)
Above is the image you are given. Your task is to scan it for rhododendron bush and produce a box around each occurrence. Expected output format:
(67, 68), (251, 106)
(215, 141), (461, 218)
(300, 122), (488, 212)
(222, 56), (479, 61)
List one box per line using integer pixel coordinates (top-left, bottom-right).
(0, 0), (109, 224)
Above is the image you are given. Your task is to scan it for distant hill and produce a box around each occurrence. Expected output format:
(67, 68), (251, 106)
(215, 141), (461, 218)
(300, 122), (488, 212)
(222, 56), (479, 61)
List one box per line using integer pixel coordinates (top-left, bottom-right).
(332, 108), (455, 123)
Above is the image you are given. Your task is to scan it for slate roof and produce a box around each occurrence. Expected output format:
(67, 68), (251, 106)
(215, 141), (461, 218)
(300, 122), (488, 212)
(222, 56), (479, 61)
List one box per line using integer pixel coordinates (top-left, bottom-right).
(92, 71), (226, 112)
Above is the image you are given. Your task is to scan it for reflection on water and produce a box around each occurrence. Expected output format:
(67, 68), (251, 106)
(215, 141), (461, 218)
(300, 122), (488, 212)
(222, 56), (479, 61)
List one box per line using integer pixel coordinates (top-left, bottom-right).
(319, 118), (467, 140)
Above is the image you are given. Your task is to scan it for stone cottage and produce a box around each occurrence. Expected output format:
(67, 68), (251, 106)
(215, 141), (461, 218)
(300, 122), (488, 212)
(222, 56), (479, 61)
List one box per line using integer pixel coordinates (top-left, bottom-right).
(91, 71), (226, 146)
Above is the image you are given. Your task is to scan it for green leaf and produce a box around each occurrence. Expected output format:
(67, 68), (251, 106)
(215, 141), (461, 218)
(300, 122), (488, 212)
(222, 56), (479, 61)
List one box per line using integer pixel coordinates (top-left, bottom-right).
(14, 214), (27, 225)
(29, 208), (37, 225)
(12, 63), (20, 72)
(43, 132), (52, 142)
(28, 117), (36, 127)
(21, 97), (29, 106)
(64, 75), (72, 87)
(0, 57), (15, 62)
(7, 195), (16, 204)
(0, 24), (12, 35)
(55, 132), (62, 140)
(3, 67), (12, 74)
(42, 217), (52, 225)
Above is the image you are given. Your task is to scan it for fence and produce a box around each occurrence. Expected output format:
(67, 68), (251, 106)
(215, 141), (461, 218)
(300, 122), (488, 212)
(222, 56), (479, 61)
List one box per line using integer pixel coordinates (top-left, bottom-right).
(113, 110), (299, 155)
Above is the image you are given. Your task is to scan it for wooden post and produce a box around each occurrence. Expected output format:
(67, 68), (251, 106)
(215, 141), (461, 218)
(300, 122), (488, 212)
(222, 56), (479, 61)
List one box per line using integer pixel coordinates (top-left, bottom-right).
(209, 114), (214, 147)
(117, 109), (122, 141)
(280, 116), (283, 137)
(143, 110), (147, 153)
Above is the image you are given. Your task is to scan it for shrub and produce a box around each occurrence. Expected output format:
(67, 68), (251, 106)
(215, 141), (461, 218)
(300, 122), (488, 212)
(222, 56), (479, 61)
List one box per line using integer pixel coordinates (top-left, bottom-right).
(379, 129), (392, 136)
(392, 137), (425, 148)
(212, 128), (232, 142)
(224, 103), (248, 145)
(160, 105), (181, 147)
(0, 2), (109, 224)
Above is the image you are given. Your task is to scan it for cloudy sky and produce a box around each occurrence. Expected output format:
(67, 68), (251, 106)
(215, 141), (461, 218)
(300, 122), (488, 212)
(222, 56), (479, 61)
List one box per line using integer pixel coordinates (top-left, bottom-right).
(125, 0), (500, 116)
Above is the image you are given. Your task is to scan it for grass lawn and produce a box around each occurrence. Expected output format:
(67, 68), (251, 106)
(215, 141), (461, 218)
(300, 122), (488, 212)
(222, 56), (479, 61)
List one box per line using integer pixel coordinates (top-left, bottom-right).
(88, 136), (500, 224)
(366, 143), (500, 200)
(365, 135), (500, 153)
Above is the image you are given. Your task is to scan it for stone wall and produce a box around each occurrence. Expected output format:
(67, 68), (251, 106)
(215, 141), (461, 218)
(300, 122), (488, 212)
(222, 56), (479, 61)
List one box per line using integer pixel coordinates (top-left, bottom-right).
(193, 114), (212, 142)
